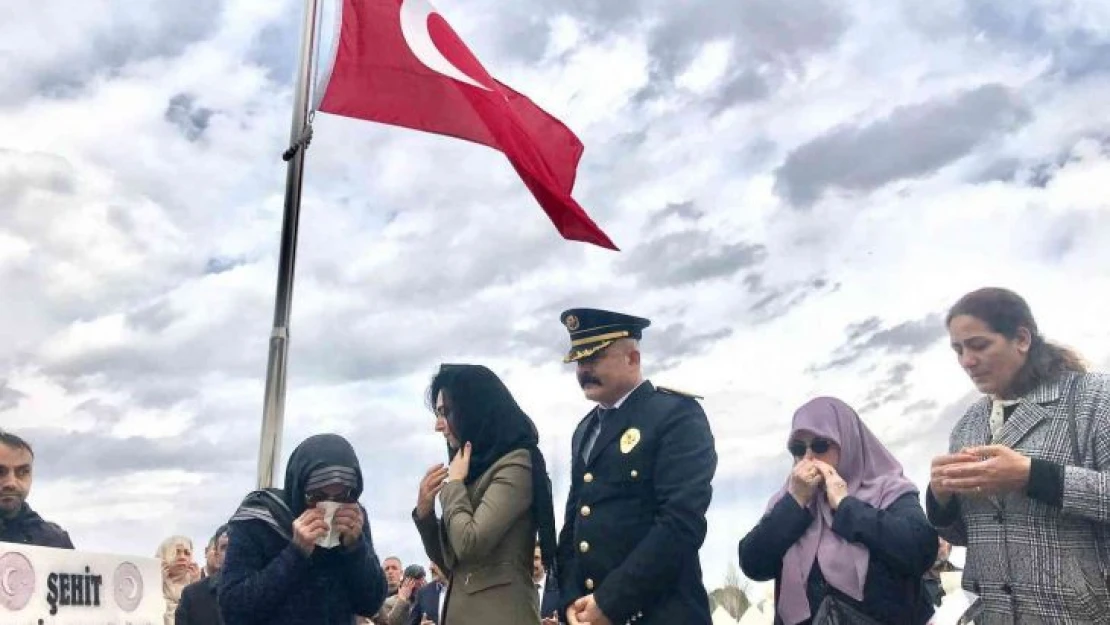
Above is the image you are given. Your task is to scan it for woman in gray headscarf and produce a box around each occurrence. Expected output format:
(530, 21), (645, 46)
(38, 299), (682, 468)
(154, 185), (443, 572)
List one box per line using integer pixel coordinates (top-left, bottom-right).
(739, 397), (937, 624)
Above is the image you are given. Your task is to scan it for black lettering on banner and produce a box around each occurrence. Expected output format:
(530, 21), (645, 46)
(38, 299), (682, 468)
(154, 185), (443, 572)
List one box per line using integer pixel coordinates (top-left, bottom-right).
(59, 572), (70, 606)
(91, 574), (103, 606)
(44, 567), (105, 613)
(46, 573), (58, 616)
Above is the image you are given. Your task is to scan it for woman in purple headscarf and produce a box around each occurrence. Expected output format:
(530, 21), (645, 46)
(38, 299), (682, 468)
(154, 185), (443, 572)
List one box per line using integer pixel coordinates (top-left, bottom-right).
(738, 397), (938, 625)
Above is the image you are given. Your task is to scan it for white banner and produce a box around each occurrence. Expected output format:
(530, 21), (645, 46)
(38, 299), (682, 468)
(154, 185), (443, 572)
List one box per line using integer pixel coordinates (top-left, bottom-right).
(0, 541), (165, 624)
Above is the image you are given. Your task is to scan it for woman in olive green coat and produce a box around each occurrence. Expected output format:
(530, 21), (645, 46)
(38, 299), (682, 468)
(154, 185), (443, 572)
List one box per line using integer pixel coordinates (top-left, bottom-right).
(413, 364), (558, 625)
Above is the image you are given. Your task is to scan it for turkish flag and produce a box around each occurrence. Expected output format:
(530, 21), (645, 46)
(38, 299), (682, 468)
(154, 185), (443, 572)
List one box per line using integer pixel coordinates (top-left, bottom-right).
(317, 0), (618, 250)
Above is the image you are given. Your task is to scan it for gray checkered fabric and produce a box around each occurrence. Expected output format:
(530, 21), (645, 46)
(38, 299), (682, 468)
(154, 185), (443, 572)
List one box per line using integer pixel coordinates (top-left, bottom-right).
(935, 372), (1110, 624)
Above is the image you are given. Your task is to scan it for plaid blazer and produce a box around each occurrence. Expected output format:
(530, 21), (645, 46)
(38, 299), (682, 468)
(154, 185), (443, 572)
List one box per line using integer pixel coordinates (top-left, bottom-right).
(931, 372), (1110, 624)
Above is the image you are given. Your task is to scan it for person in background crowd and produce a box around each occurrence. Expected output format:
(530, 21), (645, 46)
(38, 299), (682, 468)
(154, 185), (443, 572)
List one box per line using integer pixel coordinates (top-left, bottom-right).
(158, 535), (203, 625)
(407, 563), (447, 625)
(928, 287), (1110, 623)
(739, 397), (937, 624)
(177, 525), (229, 625)
(413, 364), (558, 625)
(202, 526), (230, 579)
(534, 542), (565, 624)
(0, 430), (74, 548)
(923, 538), (960, 608)
(555, 309), (717, 625)
(373, 556), (406, 624)
(219, 434), (387, 625)
(378, 563), (428, 625)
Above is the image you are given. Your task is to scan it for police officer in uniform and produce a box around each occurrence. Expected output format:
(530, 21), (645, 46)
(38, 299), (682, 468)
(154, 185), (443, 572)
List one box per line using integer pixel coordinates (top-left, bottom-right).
(555, 309), (717, 625)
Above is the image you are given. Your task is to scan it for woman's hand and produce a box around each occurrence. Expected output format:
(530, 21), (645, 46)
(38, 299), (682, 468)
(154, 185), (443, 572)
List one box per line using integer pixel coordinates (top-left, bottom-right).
(813, 461), (849, 510)
(448, 442), (472, 482)
(929, 451), (981, 504)
(788, 459), (823, 507)
(937, 445), (1032, 497)
(416, 464), (449, 519)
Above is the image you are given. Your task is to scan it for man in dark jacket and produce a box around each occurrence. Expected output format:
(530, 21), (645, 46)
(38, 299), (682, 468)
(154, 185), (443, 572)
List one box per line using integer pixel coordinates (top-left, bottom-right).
(219, 434), (388, 625)
(0, 430), (73, 549)
(555, 309), (718, 625)
(177, 525), (229, 624)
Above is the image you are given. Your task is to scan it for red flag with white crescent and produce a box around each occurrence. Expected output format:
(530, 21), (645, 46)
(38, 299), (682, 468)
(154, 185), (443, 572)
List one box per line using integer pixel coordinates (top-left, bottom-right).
(317, 0), (618, 250)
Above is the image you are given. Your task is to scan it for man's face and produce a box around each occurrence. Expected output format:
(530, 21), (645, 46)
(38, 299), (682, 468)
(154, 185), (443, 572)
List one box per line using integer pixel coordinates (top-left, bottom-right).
(383, 558), (403, 588)
(429, 562), (444, 583)
(207, 533), (229, 573)
(0, 444), (32, 519)
(575, 342), (639, 406)
(532, 546), (545, 581)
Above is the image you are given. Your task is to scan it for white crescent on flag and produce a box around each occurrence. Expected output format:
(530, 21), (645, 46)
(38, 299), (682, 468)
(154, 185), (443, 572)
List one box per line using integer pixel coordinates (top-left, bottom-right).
(399, 0), (491, 90)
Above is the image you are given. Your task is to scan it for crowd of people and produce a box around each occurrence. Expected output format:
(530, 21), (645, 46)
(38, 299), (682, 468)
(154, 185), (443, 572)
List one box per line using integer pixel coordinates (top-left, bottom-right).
(2, 286), (1109, 624)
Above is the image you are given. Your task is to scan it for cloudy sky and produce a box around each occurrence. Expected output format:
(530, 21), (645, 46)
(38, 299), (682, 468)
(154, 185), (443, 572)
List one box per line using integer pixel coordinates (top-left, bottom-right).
(3, 0), (1110, 595)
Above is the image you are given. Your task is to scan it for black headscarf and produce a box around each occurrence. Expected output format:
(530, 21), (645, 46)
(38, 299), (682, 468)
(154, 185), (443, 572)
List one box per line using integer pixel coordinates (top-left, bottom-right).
(428, 364), (558, 573)
(230, 434), (364, 541)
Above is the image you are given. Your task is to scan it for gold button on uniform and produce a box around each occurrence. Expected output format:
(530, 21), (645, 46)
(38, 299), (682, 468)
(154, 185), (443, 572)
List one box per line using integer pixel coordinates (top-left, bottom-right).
(583, 473), (594, 483)
(580, 505), (591, 517)
(585, 578), (595, 590)
(630, 469), (639, 479)
(579, 541), (590, 553)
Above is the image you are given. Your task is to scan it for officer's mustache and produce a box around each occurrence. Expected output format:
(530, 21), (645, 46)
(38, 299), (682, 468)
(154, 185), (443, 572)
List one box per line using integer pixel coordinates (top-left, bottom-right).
(578, 374), (602, 388)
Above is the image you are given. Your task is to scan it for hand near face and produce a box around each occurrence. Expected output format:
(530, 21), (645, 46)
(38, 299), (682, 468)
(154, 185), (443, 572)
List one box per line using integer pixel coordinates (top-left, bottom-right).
(448, 442), (472, 482)
(813, 461), (849, 510)
(291, 507), (328, 556)
(416, 464), (449, 518)
(788, 459), (823, 507)
(333, 503), (364, 549)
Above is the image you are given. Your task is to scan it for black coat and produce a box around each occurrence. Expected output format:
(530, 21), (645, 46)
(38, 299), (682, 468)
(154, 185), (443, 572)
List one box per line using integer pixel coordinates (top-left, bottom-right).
(738, 493), (937, 625)
(218, 515), (387, 625)
(176, 576), (224, 625)
(407, 581), (444, 625)
(556, 381), (717, 625)
(539, 575), (566, 623)
(0, 503), (73, 549)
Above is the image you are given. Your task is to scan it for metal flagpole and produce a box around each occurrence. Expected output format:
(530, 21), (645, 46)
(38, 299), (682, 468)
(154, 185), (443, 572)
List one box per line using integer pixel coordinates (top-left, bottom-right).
(256, 0), (322, 489)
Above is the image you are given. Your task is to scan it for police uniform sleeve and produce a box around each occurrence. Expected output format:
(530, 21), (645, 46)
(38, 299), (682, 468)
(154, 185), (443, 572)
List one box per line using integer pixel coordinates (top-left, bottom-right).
(594, 397), (717, 623)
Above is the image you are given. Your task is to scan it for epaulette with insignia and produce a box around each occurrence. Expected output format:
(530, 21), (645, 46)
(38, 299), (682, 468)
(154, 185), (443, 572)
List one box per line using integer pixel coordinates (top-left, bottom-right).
(656, 385), (703, 399)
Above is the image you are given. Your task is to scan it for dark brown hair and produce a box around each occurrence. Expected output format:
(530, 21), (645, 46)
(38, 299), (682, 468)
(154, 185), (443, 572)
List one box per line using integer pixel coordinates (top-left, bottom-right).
(0, 430), (33, 458)
(947, 287), (1085, 396)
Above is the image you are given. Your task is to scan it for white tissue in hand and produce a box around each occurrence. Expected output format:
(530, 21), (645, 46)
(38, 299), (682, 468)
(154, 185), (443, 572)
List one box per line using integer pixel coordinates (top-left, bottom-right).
(315, 501), (343, 549)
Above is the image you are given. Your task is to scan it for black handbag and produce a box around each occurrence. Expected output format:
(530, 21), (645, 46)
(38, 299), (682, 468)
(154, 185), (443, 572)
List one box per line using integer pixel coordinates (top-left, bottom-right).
(811, 594), (884, 625)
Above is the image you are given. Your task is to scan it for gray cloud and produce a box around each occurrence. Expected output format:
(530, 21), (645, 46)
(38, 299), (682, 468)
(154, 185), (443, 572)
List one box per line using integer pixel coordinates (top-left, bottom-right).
(776, 84), (1032, 206)
(23, 428), (251, 480)
(746, 275), (836, 324)
(165, 94), (215, 142)
(651, 324), (734, 371)
(859, 362), (914, 413)
(0, 379), (26, 412)
(619, 230), (767, 288)
(653, 201), (706, 223)
(2, 0), (224, 103)
(813, 313), (945, 372)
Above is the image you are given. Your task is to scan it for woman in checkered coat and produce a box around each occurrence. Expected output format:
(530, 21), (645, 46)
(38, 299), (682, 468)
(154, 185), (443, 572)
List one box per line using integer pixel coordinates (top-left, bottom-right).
(928, 287), (1110, 624)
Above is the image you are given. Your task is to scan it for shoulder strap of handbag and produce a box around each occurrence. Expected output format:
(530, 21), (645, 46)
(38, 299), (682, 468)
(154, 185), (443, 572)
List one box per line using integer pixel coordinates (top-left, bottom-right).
(1064, 373), (1084, 465)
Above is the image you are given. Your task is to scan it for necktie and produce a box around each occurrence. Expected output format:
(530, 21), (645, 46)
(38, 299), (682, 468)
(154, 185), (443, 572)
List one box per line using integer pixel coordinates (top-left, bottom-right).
(989, 397), (1020, 440)
(535, 582), (542, 602)
(581, 408), (607, 461)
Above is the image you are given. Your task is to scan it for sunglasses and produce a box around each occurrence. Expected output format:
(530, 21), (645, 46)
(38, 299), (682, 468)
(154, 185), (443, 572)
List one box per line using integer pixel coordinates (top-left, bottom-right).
(788, 438), (833, 458)
(305, 488), (355, 506)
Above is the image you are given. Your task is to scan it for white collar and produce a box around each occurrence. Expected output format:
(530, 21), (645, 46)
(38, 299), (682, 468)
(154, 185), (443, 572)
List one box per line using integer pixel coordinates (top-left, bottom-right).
(599, 380), (647, 411)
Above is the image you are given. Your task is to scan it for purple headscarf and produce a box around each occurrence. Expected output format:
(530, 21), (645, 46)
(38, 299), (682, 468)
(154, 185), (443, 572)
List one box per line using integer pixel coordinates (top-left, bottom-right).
(767, 397), (918, 625)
